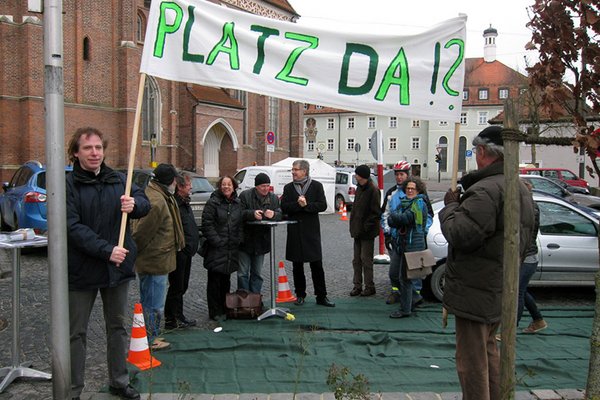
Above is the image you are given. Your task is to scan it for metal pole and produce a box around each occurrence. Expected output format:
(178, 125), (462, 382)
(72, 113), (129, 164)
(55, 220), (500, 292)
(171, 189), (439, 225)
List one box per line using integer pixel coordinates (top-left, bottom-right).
(44, 0), (71, 398)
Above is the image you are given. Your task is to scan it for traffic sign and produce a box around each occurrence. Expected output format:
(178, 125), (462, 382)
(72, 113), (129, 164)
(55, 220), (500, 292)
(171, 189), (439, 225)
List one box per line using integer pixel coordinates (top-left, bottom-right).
(266, 144), (275, 153)
(370, 130), (378, 159)
(465, 150), (473, 158)
(266, 131), (275, 145)
(354, 143), (361, 153)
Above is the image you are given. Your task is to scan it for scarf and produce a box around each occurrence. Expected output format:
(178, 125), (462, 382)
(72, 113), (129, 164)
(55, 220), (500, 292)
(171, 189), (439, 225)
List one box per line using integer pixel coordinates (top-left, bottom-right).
(293, 176), (312, 196)
(400, 196), (424, 227)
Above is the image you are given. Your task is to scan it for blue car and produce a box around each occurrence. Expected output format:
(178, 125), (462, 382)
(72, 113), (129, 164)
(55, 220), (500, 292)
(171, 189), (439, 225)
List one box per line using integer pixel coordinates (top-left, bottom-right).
(0, 161), (72, 232)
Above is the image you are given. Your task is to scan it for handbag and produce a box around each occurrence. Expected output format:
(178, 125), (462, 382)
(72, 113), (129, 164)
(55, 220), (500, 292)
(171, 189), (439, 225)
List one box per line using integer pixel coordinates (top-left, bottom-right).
(225, 289), (263, 319)
(197, 233), (208, 257)
(404, 249), (435, 279)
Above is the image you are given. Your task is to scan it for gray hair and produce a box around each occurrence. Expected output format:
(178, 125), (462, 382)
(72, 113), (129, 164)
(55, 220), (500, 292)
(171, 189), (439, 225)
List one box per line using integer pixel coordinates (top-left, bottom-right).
(472, 135), (504, 160)
(293, 159), (310, 176)
(176, 171), (191, 187)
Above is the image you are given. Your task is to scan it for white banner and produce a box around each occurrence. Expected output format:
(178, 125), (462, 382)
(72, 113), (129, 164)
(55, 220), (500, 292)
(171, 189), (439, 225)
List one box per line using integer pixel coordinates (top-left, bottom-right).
(141, 0), (467, 121)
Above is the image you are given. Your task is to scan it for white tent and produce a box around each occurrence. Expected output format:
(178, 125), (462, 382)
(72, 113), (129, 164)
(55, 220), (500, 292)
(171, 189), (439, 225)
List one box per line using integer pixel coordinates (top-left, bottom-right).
(272, 158), (336, 214)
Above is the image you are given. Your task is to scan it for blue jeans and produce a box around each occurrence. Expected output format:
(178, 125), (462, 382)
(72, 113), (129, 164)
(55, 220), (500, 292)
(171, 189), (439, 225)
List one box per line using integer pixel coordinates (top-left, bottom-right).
(237, 251), (265, 294)
(518, 261), (543, 325)
(138, 274), (168, 342)
(390, 247), (412, 314)
(389, 247), (421, 299)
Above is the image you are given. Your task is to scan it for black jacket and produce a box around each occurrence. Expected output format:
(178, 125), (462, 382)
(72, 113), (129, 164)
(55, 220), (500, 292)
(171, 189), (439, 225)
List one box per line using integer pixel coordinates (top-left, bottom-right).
(281, 179), (327, 262)
(349, 179), (381, 239)
(201, 190), (243, 274)
(176, 193), (200, 257)
(66, 162), (150, 290)
(239, 188), (282, 255)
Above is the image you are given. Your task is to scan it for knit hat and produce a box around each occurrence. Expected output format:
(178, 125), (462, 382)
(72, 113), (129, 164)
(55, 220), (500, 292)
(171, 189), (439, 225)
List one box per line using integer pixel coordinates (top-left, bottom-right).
(153, 163), (179, 185)
(477, 126), (503, 146)
(255, 172), (271, 186)
(355, 165), (371, 179)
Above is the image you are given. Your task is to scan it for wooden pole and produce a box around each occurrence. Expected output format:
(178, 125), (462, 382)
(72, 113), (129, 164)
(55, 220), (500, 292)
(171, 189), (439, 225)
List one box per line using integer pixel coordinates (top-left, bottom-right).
(500, 98), (521, 399)
(450, 122), (461, 190)
(118, 73), (147, 248)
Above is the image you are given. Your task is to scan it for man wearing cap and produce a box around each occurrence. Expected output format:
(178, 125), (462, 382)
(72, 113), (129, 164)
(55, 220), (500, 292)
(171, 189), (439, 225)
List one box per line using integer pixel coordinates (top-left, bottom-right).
(439, 126), (535, 400)
(238, 173), (282, 294)
(348, 165), (381, 297)
(133, 163), (185, 351)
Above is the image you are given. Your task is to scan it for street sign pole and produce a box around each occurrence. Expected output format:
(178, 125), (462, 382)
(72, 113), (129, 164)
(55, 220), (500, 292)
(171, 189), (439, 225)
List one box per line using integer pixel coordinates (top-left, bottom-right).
(372, 130), (389, 264)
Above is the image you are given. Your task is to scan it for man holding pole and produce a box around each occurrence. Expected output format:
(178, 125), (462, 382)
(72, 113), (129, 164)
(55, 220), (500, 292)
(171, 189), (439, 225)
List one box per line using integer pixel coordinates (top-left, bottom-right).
(439, 126), (535, 400)
(66, 127), (150, 400)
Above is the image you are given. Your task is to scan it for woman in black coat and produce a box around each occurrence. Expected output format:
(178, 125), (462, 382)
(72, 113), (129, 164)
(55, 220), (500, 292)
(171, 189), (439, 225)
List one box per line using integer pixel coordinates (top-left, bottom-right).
(281, 160), (334, 307)
(200, 176), (242, 321)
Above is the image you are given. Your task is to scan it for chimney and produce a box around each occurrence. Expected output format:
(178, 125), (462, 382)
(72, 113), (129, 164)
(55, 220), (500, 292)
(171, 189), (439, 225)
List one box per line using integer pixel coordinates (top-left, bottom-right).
(483, 25), (498, 63)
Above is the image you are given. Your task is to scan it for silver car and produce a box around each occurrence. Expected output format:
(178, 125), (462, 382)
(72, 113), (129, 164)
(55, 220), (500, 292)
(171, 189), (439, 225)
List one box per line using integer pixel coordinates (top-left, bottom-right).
(425, 192), (599, 301)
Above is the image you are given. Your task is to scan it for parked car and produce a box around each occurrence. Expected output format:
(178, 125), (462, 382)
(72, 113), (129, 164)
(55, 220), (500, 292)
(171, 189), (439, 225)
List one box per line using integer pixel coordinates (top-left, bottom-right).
(0, 161), (73, 232)
(425, 192), (599, 301)
(334, 168), (379, 211)
(519, 167), (590, 190)
(519, 174), (600, 210)
(121, 168), (214, 227)
(233, 166), (292, 197)
(546, 176), (589, 194)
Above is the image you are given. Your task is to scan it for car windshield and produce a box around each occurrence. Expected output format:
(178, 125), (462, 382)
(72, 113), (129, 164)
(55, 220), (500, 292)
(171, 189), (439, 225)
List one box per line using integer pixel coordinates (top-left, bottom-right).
(191, 177), (214, 193)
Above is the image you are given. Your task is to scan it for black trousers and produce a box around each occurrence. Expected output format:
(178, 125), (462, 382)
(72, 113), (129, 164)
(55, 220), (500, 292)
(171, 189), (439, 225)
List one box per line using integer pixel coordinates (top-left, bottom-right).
(206, 269), (231, 319)
(165, 252), (193, 322)
(292, 260), (327, 299)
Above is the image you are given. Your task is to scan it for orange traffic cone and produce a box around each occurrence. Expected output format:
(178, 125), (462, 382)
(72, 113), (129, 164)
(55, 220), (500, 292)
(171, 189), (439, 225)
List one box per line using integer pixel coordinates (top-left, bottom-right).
(340, 204), (348, 221)
(337, 201), (344, 214)
(276, 261), (297, 303)
(127, 303), (161, 370)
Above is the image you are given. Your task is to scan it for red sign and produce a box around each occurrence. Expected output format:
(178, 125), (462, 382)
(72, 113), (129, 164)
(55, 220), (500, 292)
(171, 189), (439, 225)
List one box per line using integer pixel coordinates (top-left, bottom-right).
(266, 131), (275, 145)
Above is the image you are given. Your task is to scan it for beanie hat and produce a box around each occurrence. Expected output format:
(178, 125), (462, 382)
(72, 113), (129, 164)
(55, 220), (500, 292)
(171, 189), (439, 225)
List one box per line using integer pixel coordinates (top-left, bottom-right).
(255, 172), (271, 186)
(477, 126), (503, 146)
(153, 163), (178, 185)
(355, 165), (371, 179)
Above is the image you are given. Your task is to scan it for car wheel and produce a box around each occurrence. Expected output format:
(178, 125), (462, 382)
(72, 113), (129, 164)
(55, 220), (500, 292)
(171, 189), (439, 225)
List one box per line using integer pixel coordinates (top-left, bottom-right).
(335, 195), (345, 211)
(430, 263), (446, 302)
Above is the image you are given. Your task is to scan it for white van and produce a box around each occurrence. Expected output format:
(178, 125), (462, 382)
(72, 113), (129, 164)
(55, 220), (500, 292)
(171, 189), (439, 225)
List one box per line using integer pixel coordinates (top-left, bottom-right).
(233, 166), (292, 197)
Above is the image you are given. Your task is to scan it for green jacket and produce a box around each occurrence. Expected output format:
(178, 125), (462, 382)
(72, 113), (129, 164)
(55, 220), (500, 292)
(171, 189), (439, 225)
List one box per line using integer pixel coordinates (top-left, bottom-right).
(133, 181), (185, 275)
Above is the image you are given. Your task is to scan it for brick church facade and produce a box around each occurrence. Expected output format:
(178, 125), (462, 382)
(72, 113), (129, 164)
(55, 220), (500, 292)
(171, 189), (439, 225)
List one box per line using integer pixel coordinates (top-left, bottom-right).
(0, 0), (304, 182)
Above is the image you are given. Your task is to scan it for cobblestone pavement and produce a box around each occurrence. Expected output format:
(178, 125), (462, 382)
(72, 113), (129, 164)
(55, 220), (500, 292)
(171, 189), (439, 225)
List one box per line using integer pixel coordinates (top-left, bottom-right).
(0, 179), (595, 399)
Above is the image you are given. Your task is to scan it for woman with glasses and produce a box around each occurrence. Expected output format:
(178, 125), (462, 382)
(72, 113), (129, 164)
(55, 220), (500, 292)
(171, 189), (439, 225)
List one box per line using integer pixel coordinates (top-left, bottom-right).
(386, 176), (429, 318)
(201, 176), (243, 321)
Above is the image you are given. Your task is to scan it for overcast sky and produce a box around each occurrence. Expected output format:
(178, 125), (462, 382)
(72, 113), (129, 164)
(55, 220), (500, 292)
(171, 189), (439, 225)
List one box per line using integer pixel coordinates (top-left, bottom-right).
(287, 0), (538, 73)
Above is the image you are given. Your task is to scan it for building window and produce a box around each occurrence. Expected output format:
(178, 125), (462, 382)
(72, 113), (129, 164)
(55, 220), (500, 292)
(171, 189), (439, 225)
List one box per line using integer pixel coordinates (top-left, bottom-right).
(327, 118), (335, 130)
(347, 117), (355, 129)
(303, 104), (308, 110)
(327, 139), (334, 151)
(268, 97), (279, 138)
(307, 140), (315, 152)
(346, 138), (355, 151)
(412, 120), (420, 128)
(316, 105), (323, 109)
(136, 13), (146, 43)
(142, 76), (161, 143)
(367, 137), (372, 150)
(478, 89), (489, 100)
(368, 116), (376, 129)
(389, 137), (397, 150)
(499, 88), (509, 99)
(463, 90), (469, 100)
(460, 112), (467, 125)
(411, 137), (420, 150)
(83, 37), (91, 60)
(439, 121), (448, 127)
(389, 117), (397, 128)
(458, 136), (467, 172)
(439, 136), (448, 172)
(478, 111), (489, 125)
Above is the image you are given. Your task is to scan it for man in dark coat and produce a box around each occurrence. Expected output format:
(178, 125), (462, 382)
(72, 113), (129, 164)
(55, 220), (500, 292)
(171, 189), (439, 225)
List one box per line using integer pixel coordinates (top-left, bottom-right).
(281, 159), (334, 307)
(165, 172), (200, 329)
(349, 165), (381, 297)
(238, 172), (282, 294)
(66, 127), (150, 400)
(439, 126), (535, 400)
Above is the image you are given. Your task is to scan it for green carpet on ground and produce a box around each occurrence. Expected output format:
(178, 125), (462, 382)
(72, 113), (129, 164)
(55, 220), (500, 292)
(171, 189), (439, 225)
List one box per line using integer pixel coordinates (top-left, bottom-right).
(129, 299), (593, 394)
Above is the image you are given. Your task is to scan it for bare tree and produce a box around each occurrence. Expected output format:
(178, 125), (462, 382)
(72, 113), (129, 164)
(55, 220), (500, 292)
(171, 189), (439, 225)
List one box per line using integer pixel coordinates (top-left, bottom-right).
(526, 1), (600, 397)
